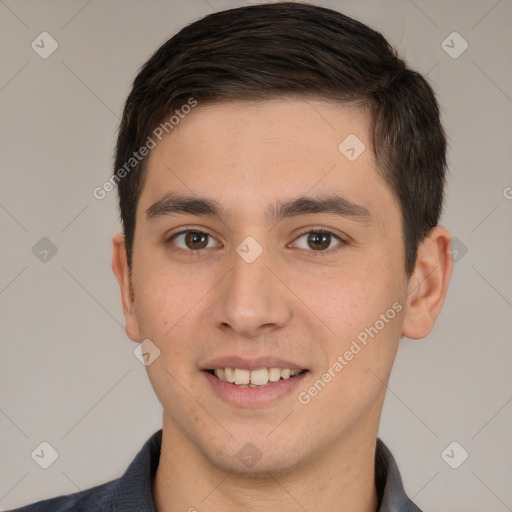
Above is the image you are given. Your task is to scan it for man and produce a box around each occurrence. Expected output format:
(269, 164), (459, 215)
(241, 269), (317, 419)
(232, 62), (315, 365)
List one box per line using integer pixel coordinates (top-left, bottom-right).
(10, 2), (452, 511)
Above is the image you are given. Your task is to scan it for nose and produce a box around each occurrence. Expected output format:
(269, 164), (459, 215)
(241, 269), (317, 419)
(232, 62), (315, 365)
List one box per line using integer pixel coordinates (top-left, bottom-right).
(212, 246), (293, 339)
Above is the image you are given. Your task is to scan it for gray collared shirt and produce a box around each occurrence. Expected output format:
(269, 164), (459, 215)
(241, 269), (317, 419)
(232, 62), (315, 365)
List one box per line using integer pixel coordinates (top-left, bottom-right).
(8, 430), (422, 511)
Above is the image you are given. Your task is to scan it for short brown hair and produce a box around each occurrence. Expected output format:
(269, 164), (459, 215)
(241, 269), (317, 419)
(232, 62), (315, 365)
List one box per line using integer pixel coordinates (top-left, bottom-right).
(114, 1), (447, 276)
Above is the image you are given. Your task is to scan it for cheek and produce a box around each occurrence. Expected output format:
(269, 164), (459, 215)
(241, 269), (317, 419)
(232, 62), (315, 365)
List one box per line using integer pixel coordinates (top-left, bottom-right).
(296, 258), (404, 358)
(132, 259), (189, 343)
(131, 255), (219, 374)
(296, 267), (404, 424)
(132, 267), (198, 399)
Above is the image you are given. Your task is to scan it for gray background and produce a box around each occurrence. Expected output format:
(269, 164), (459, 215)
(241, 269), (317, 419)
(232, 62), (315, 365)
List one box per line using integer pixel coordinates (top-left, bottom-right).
(1, 0), (511, 510)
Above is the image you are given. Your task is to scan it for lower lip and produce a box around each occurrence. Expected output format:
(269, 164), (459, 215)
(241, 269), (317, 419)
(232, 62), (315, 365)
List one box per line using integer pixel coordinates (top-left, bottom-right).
(203, 371), (309, 408)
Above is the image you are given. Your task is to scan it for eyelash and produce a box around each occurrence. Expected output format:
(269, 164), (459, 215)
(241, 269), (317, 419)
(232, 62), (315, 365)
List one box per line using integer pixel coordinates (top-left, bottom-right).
(165, 227), (348, 257)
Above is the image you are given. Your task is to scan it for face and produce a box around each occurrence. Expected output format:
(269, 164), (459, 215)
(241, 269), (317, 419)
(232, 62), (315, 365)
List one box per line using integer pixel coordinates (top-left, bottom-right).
(120, 99), (412, 474)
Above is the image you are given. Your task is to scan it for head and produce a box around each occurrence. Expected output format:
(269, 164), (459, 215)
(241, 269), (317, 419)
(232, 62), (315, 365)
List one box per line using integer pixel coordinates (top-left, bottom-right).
(112, 2), (452, 475)
(115, 2), (447, 278)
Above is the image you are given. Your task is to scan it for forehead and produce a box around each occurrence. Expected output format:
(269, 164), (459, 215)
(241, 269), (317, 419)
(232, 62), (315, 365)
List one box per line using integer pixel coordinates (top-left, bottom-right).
(139, 98), (398, 224)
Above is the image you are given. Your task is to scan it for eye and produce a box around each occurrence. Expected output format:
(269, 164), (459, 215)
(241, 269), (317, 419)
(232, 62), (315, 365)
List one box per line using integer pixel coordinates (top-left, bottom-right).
(292, 229), (346, 254)
(168, 230), (221, 252)
(166, 227), (347, 256)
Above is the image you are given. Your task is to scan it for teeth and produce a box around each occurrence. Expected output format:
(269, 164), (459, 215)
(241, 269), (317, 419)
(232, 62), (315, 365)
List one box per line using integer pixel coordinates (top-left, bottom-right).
(212, 367), (304, 386)
(281, 369), (291, 379)
(268, 367), (281, 382)
(233, 368), (250, 385)
(250, 368), (268, 386)
(224, 367), (235, 383)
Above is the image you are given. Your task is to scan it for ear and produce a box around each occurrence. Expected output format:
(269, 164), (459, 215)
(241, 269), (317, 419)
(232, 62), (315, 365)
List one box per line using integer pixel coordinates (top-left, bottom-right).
(402, 225), (453, 340)
(111, 233), (142, 342)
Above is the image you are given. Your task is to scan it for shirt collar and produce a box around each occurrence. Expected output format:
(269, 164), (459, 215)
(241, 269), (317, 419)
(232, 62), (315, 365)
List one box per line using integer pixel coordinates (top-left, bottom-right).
(375, 438), (423, 512)
(115, 430), (421, 512)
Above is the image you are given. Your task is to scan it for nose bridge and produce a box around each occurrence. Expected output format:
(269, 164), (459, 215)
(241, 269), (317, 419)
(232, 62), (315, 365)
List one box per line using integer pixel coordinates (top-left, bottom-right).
(214, 240), (292, 336)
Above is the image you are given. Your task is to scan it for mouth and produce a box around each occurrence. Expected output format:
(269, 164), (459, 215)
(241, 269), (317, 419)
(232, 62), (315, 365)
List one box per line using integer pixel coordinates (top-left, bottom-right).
(206, 367), (307, 387)
(201, 358), (309, 407)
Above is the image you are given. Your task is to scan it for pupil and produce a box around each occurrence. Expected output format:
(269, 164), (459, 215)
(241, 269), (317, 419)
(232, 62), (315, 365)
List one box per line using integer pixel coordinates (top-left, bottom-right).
(309, 232), (329, 250)
(186, 232), (207, 249)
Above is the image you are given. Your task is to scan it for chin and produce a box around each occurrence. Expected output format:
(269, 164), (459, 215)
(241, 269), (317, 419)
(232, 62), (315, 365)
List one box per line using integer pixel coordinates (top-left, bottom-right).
(201, 427), (312, 477)
(212, 446), (303, 477)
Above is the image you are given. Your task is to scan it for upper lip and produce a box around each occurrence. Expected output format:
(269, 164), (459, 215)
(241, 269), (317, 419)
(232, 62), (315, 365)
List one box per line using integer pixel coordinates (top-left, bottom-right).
(201, 356), (307, 371)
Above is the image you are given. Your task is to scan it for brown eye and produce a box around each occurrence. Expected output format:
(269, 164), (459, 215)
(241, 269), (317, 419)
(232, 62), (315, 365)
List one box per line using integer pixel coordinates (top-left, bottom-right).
(307, 232), (331, 250)
(293, 229), (345, 253)
(184, 231), (208, 250)
(169, 230), (220, 252)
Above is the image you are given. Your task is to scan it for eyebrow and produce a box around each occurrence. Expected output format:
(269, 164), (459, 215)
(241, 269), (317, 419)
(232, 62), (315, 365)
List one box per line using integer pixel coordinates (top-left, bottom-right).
(145, 192), (372, 224)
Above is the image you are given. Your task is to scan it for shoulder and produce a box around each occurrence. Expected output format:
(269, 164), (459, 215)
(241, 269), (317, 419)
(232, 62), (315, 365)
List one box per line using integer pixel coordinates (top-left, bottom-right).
(6, 430), (162, 512)
(6, 478), (117, 511)
(376, 438), (424, 512)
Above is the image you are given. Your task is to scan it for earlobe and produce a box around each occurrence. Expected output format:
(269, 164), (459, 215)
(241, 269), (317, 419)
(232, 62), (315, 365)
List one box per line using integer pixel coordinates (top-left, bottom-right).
(111, 233), (142, 342)
(401, 226), (453, 340)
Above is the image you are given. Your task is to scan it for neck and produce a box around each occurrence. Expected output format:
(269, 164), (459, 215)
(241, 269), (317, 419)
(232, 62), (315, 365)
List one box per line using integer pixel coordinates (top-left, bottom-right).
(153, 414), (380, 512)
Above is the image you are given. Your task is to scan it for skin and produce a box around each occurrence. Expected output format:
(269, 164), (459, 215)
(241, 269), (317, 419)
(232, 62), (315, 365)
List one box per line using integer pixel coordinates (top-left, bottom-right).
(112, 98), (453, 512)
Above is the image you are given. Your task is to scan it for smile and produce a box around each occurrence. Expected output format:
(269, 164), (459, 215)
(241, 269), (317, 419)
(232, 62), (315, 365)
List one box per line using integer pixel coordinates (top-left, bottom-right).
(210, 367), (305, 387)
(201, 356), (309, 407)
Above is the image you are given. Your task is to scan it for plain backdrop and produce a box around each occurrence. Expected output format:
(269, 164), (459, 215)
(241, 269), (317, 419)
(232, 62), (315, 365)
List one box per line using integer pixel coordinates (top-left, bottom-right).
(1, 1), (511, 510)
